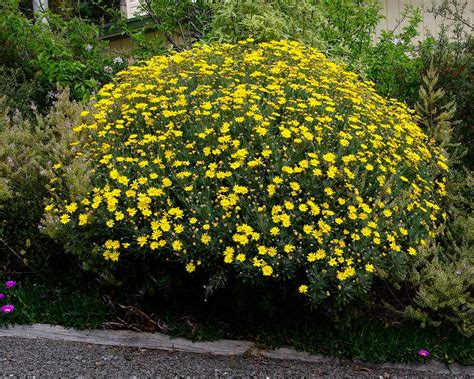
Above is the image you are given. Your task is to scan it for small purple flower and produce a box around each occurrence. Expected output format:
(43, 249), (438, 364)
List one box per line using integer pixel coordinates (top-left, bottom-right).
(47, 91), (59, 103)
(418, 349), (430, 358)
(1, 305), (14, 314)
(48, 91), (57, 100)
(5, 281), (17, 289)
(0, 293), (5, 300)
(85, 44), (93, 51)
(103, 65), (113, 74)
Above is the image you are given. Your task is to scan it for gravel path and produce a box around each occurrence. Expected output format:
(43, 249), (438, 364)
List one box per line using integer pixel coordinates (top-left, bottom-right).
(0, 337), (468, 378)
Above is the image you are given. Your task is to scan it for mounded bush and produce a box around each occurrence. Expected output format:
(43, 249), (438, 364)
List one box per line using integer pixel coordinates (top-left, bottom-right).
(44, 40), (449, 304)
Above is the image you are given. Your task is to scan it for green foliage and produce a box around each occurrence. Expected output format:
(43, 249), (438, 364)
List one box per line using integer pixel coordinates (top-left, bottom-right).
(309, 0), (382, 65)
(241, 317), (474, 365)
(142, 0), (383, 66)
(415, 35), (474, 335)
(418, 21), (473, 168)
(402, 171), (473, 336)
(50, 0), (121, 23)
(0, 275), (110, 329)
(143, 0), (209, 50)
(0, 0), (126, 114)
(366, 6), (424, 102)
(150, 280), (474, 363)
(0, 89), (90, 272)
(1, 273), (472, 364)
(207, 0), (292, 43)
(387, 67), (474, 337)
(415, 67), (457, 147)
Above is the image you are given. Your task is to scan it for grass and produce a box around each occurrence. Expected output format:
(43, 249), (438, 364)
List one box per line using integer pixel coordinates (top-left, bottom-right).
(0, 275), (110, 329)
(243, 319), (473, 365)
(0, 275), (472, 366)
(162, 309), (473, 365)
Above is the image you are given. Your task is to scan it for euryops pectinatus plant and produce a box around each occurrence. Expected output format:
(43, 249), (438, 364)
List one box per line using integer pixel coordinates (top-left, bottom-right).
(44, 40), (449, 304)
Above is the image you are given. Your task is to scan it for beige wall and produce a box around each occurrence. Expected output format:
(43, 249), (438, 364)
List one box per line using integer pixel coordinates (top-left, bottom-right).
(375, 0), (474, 40)
(109, 37), (134, 52)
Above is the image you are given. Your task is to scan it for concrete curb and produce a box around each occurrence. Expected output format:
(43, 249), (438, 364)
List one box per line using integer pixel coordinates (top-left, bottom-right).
(0, 324), (472, 375)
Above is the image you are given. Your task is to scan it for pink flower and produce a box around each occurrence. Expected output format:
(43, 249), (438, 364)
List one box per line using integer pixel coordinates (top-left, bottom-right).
(418, 349), (430, 358)
(5, 281), (16, 289)
(0, 293), (5, 300)
(1, 305), (14, 314)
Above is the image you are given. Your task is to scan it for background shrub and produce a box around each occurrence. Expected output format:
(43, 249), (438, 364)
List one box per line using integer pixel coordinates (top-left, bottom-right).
(419, 34), (473, 168)
(390, 67), (473, 336)
(0, 0), (126, 114)
(140, 0), (384, 67)
(0, 89), (90, 272)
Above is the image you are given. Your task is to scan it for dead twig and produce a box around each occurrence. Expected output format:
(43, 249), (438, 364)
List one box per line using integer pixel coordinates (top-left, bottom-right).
(118, 303), (171, 333)
(0, 237), (32, 269)
(116, 316), (143, 332)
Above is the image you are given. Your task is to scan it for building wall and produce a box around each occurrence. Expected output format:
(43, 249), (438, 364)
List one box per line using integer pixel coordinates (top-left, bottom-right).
(109, 36), (135, 52)
(121, 0), (144, 19)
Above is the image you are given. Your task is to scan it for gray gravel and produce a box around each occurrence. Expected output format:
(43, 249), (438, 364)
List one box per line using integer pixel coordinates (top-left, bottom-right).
(0, 337), (468, 378)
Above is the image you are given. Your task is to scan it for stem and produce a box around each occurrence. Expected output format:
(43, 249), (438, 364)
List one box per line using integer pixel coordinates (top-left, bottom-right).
(0, 238), (31, 269)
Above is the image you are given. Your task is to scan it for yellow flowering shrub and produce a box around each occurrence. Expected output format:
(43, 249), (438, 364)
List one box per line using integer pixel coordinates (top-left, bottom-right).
(44, 40), (449, 303)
